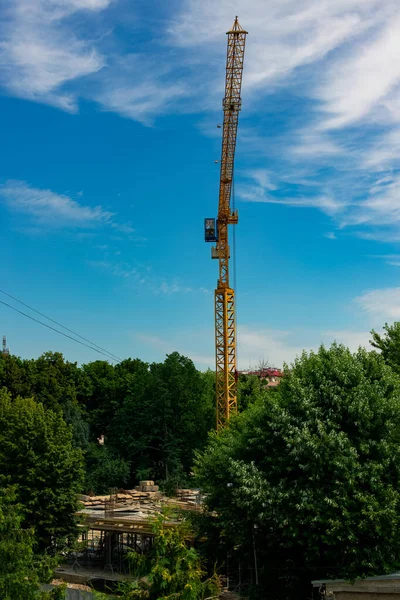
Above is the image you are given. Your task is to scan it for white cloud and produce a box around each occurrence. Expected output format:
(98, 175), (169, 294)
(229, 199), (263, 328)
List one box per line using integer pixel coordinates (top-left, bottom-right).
(169, 0), (383, 90)
(324, 232), (337, 239)
(0, 180), (132, 232)
(0, 0), (110, 110)
(238, 172), (346, 216)
(238, 326), (306, 369)
(364, 129), (400, 170)
(291, 133), (343, 158)
(0, 0), (397, 126)
(96, 74), (189, 126)
(88, 259), (211, 296)
(355, 287), (400, 320)
(135, 324), (375, 371)
(2, 0), (400, 250)
(244, 169), (276, 191)
(136, 333), (214, 367)
(317, 13), (400, 130)
(321, 330), (372, 351)
(340, 174), (400, 229)
(239, 162), (400, 243)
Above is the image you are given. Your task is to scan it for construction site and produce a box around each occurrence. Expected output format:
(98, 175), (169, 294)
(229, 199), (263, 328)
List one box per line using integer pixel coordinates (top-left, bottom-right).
(55, 14), (248, 596)
(58, 483), (202, 589)
(2, 5), (397, 600)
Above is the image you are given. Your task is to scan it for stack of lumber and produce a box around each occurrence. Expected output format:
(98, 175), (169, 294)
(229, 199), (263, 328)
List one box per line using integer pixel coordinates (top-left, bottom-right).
(78, 484), (203, 518)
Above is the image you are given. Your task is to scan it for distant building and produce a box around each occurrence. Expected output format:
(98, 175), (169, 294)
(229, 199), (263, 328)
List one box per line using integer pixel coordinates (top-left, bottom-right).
(238, 367), (284, 387)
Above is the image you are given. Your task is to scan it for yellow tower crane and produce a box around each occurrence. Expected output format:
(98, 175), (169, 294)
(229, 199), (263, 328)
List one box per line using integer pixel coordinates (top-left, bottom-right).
(204, 17), (247, 430)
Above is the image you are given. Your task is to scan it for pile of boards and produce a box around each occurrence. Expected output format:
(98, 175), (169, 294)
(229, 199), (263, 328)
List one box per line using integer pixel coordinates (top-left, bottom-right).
(79, 482), (202, 518)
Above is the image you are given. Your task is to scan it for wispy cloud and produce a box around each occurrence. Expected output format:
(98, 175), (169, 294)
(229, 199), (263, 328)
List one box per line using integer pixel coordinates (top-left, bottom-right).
(316, 13), (400, 131)
(3, 0), (400, 247)
(0, 180), (133, 233)
(238, 172), (345, 216)
(370, 254), (400, 267)
(321, 329), (372, 351)
(135, 324), (374, 370)
(355, 287), (400, 321)
(88, 259), (212, 296)
(0, 0), (397, 125)
(136, 333), (214, 367)
(238, 326), (305, 369)
(0, 0), (110, 111)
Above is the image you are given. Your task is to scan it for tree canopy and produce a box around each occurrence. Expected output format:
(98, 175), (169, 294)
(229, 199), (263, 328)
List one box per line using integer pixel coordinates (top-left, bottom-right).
(0, 390), (84, 552)
(195, 344), (400, 598)
(371, 321), (400, 374)
(96, 512), (220, 600)
(107, 352), (215, 488)
(0, 487), (62, 599)
(0, 350), (216, 493)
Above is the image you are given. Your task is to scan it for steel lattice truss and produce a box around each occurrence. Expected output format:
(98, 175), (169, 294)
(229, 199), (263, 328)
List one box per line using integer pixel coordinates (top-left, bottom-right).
(214, 18), (247, 430)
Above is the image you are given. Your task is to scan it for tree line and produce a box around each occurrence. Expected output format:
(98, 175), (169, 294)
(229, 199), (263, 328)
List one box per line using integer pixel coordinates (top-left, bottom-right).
(0, 351), (221, 494)
(2, 322), (400, 599)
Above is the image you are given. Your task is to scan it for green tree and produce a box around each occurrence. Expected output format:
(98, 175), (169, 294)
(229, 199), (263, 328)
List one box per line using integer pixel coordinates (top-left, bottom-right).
(237, 373), (265, 411)
(0, 486), (42, 599)
(97, 512), (220, 600)
(30, 352), (89, 448)
(0, 352), (89, 448)
(80, 360), (119, 440)
(371, 321), (400, 374)
(84, 443), (130, 494)
(196, 344), (400, 598)
(0, 390), (84, 552)
(0, 354), (34, 399)
(109, 353), (215, 487)
(0, 487), (63, 599)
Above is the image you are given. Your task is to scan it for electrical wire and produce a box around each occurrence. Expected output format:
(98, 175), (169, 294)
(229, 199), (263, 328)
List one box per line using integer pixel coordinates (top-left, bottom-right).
(0, 298), (122, 363)
(0, 287), (122, 362)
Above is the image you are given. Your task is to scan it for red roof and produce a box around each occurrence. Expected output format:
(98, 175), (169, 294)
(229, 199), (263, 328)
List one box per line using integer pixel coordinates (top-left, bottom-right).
(238, 368), (283, 378)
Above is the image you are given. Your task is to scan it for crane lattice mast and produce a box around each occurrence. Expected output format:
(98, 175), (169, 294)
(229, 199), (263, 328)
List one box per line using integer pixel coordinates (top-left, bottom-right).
(204, 17), (247, 430)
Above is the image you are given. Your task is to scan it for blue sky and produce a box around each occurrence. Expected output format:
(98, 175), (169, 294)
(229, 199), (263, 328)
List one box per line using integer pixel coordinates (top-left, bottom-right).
(2, 0), (400, 369)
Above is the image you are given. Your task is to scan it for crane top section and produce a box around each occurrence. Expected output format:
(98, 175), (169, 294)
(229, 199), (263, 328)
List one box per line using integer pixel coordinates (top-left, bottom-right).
(227, 16), (248, 34)
(218, 17), (247, 226)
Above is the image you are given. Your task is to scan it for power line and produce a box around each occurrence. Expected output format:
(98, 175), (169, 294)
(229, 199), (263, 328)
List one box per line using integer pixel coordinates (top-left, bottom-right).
(0, 299), (122, 363)
(0, 287), (122, 362)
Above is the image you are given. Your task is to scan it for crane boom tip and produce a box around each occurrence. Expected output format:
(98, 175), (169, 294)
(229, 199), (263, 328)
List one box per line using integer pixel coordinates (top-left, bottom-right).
(227, 16), (247, 35)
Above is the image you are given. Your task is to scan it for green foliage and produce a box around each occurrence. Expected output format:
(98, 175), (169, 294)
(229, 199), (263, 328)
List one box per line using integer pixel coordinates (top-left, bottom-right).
(0, 352), (89, 448)
(41, 585), (67, 600)
(0, 486), (41, 599)
(0, 349), (216, 491)
(371, 321), (400, 374)
(84, 443), (130, 494)
(98, 511), (220, 600)
(0, 487), (62, 599)
(80, 360), (120, 440)
(108, 353), (215, 486)
(0, 389), (85, 552)
(237, 373), (266, 411)
(196, 344), (400, 596)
